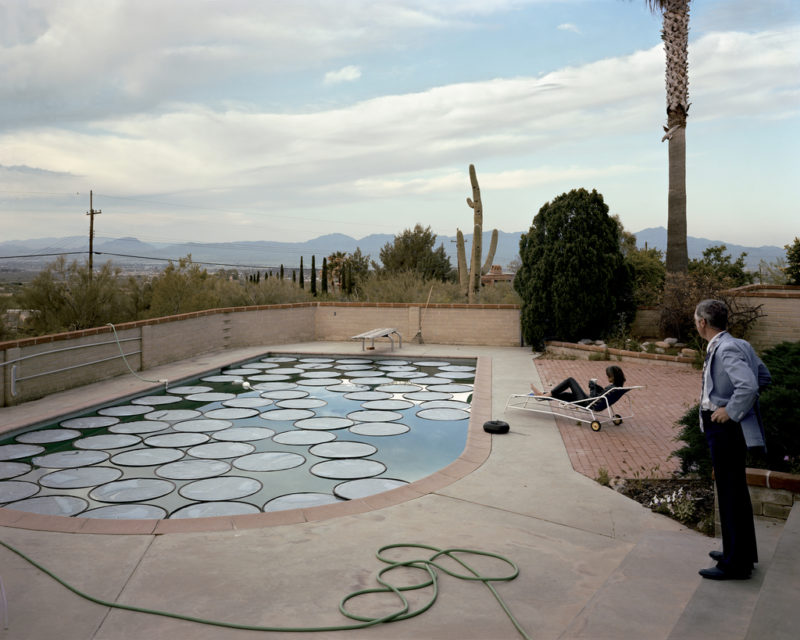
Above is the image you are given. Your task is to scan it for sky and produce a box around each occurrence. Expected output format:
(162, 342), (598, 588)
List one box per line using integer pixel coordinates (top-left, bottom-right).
(1, 0), (798, 249)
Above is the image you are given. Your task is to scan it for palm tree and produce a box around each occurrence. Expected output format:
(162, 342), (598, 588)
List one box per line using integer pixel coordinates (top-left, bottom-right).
(648, 0), (690, 273)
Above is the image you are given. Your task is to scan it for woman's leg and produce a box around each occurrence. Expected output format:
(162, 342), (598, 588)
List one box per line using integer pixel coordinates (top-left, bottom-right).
(550, 377), (588, 401)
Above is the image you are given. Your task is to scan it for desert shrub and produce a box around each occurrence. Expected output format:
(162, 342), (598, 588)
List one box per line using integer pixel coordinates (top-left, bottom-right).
(358, 271), (461, 303)
(659, 271), (762, 341)
(15, 256), (128, 333)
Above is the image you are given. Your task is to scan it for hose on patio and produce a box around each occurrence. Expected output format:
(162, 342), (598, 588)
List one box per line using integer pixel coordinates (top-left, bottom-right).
(0, 540), (531, 638)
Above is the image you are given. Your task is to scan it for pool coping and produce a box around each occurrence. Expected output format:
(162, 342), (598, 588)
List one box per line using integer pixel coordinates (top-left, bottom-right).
(0, 353), (492, 534)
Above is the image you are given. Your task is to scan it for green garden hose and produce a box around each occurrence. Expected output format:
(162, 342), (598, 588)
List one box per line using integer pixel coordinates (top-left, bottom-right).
(0, 539), (530, 638)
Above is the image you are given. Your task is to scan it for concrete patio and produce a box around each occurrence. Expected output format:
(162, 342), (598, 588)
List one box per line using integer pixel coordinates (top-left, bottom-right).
(0, 342), (795, 639)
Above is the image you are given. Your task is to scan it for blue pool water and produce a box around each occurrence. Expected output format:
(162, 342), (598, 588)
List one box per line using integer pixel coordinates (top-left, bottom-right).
(0, 354), (474, 520)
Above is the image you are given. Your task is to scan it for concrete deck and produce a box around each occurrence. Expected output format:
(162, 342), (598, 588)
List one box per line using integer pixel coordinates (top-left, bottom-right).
(0, 342), (791, 639)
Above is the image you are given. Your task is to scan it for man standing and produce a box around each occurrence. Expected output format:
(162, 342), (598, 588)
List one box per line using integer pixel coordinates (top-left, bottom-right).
(694, 299), (771, 580)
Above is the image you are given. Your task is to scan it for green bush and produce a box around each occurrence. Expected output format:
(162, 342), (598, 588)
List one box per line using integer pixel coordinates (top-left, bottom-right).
(672, 341), (800, 476)
(748, 341), (800, 473)
(671, 404), (712, 480)
(514, 188), (635, 348)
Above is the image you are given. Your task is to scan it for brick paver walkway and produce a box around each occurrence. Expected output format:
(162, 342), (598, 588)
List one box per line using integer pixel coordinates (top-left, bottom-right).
(532, 359), (702, 481)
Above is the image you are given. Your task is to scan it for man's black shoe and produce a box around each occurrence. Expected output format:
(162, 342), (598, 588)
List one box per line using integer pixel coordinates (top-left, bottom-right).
(699, 567), (751, 580)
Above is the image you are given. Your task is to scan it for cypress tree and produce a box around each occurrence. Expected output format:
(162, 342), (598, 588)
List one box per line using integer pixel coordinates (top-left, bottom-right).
(321, 257), (328, 294)
(514, 188), (634, 347)
(280, 264), (284, 280)
(344, 262), (351, 295)
(299, 257), (304, 289)
(310, 255), (317, 296)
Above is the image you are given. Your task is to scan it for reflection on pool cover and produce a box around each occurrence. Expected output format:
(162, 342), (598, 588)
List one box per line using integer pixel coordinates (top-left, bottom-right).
(0, 354), (473, 520)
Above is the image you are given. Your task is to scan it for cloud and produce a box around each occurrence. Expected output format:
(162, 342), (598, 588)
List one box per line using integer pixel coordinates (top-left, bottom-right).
(323, 65), (362, 85)
(557, 23), (580, 34)
(2, 26), (796, 198)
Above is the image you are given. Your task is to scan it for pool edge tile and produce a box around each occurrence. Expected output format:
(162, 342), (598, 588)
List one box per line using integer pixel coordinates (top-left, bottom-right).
(232, 509), (307, 530)
(5, 511), (85, 533)
(154, 516), (236, 534)
(78, 517), (159, 535)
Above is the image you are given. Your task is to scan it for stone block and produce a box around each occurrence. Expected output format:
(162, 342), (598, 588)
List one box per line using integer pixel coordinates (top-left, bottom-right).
(750, 487), (794, 506)
(764, 503), (793, 519)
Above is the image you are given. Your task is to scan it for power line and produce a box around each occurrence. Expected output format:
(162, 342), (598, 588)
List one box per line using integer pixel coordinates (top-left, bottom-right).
(0, 250), (284, 271)
(0, 252), (85, 259)
(94, 251), (283, 270)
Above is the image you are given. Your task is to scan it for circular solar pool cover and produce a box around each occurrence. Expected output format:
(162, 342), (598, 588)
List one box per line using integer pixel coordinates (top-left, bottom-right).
(0, 354), (474, 520)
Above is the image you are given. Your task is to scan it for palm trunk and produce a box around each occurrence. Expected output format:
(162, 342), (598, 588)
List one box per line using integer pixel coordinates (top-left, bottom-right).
(662, 0), (690, 273)
(666, 120), (688, 272)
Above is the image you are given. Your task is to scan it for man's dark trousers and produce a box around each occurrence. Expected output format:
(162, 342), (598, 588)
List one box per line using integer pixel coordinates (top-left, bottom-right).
(703, 410), (758, 573)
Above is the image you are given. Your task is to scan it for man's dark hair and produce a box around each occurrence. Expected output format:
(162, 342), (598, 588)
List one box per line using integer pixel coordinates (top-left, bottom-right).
(695, 299), (728, 330)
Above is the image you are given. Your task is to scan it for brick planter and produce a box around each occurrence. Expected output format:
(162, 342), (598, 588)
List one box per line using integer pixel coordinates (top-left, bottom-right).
(747, 468), (800, 520)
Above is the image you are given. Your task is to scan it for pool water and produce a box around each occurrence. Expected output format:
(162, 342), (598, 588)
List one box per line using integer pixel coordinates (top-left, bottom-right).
(0, 355), (474, 520)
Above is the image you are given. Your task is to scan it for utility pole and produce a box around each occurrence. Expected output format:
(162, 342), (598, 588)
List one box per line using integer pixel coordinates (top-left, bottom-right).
(86, 190), (101, 278)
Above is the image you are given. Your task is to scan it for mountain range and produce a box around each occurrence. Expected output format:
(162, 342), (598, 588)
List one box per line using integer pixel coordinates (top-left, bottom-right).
(0, 227), (786, 273)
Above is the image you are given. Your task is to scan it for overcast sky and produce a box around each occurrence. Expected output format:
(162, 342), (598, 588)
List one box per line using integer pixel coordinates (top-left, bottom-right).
(1, 0), (798, 248)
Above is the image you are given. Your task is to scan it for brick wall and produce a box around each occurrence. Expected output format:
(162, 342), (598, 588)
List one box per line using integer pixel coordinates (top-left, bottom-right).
(630, 285), (800, 350)
(732, 285), (800, 352)
(313, 303), (415, 342)
(630, 307), (660, 338)
(0, 302), (520, 406)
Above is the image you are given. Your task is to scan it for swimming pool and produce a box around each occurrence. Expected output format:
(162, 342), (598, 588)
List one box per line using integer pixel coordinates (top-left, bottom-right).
(0, 354), (474, 520)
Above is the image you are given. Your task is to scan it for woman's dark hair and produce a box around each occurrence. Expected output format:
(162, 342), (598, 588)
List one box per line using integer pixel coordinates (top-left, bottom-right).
(606, 365), (626, 387)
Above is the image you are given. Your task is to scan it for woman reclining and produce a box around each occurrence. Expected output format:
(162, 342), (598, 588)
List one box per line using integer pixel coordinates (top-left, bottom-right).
(530, 365), (627, 410)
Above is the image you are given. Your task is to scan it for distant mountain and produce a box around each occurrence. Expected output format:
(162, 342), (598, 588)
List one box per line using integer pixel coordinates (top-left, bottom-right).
(0, 228), (785, 272)
(634, 227), (784, 269)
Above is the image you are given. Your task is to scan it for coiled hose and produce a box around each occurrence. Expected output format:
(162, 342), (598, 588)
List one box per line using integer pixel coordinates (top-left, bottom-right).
(0, 540), (530, 638)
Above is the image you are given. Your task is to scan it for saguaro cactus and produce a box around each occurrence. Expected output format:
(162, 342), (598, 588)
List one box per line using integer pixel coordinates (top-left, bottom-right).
(457, 164), (498, 302)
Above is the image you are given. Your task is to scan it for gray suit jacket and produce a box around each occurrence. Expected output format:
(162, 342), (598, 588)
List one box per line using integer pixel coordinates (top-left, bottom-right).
(703, 332), (772, 448)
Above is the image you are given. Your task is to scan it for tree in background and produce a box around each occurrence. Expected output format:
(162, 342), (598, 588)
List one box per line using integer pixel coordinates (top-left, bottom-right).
(280, 264), (284, 280)
(689, 245), (752, 288)
(514, 188), (634, 348)
(310, 255), (317, 296)
(299, 256), (304, 289)
(344, 248), (371, 293)
(377, 224), (452, 281)
(785, 237), (800, 285)
(15, 256), (127, 334)
(321, 257), (328, 294)
(627, 246), (666, 307)
(615, 215), (666, 307)
(326, 251), (347, 291)
(148, 256), (220, 317)
(659, 245), (758, 340)
(756, 257), (788, 285)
